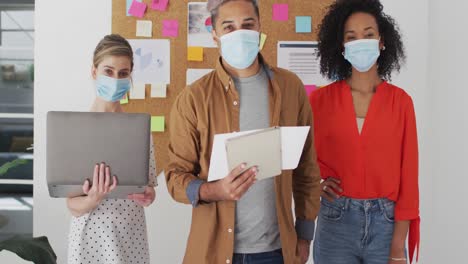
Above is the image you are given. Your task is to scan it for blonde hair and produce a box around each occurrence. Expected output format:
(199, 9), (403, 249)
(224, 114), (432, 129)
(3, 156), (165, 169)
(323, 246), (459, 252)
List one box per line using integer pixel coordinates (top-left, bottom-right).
(93, 34), (134, 71)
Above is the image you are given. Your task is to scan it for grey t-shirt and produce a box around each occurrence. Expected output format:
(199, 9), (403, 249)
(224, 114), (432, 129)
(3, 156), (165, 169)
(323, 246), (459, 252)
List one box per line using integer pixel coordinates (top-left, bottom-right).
(232, 67), (281, 254)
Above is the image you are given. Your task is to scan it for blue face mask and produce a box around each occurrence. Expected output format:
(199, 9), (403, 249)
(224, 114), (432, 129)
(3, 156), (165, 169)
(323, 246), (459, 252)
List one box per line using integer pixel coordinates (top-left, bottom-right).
(220, 29), (260, 70)
(344, 39), (381, 73)
(95, 75), (131, 102)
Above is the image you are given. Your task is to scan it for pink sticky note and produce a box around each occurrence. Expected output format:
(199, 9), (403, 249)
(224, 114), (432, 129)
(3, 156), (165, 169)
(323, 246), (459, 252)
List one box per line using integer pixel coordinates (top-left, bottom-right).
(128, 0), (147, 18)
(162, 20), (179, 37)
(273, 4), (289, 21)
(151, 0), (169, 11)
(305, 85), (317, 96)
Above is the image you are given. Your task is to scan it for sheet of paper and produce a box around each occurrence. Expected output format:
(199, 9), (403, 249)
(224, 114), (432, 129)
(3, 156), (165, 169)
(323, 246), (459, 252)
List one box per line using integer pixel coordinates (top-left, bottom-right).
(126, 0), (142, 16)
(277, 41), (330, 86)
(128, 0), (147, 18)
(272, 4), (289, 21)
(151, 116), (165, 132)
(304, 85), (317, 96)
(260, 33), (267, 51)
(151, 0), (169, 11)
(162, 20), (179, 37)
(120, 93), (129, 104)
(128, 39), (171, 84)
(136, 20), (152, 37)
(188, 46), (204, 61)
(186, 68), (213, 85)
(207, 127), (310, 181)
(188, 2), (217, 48)
(296, 16), (312, 33)
(151, 83), (167, 98)
(280, 127), (310, 170)
(130, 83), (146, 99)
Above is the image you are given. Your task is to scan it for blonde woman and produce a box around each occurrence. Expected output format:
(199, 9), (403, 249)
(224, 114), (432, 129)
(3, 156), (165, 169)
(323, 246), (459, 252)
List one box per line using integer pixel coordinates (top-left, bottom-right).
(66, 34), (157, 264)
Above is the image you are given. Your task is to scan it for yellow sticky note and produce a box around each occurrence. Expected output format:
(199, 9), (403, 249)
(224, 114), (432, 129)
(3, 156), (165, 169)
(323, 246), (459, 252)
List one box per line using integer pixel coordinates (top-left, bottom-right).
(120, 93), (129, 104)
(188, 46), (204, 62)
(151, 83), (167, 98)
(151, 116), (165, 132)
(260, 33), (267, 51)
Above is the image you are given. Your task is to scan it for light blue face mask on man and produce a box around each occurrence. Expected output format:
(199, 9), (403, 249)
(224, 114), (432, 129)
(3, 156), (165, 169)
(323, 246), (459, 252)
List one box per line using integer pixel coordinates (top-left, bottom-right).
(344, 39), (381, 72)
(220, 29), (260, 70)
(95, 74), (131, 102)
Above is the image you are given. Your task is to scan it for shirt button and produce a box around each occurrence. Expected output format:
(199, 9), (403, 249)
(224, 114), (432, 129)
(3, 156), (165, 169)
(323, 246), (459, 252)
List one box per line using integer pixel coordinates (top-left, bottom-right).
(226, 259), (231, 264)
(228, 228), (233, 233)
(233, 101), (238, 106)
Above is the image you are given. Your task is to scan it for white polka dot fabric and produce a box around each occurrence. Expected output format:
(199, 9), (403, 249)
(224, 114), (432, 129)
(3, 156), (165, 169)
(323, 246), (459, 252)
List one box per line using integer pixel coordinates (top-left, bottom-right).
(67, 141), (157, 264)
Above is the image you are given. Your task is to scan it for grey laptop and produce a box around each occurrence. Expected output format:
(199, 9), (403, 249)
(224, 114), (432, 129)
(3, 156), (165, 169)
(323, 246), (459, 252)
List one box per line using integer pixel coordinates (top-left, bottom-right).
(46, 111), (150, 199)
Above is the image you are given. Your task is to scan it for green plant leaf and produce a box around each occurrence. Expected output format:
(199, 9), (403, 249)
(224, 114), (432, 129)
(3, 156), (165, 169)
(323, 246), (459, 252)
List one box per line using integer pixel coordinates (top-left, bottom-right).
(0, 159), (29, 176)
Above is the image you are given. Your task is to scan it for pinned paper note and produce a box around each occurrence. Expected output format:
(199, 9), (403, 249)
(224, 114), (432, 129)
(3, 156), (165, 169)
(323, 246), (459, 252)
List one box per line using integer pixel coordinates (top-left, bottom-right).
(151, 116), (165, 132)
(128, 0), (147, 18)
(126, 0), (142, 16)
(272, 4), (289, 21)
(260, 33), (267, 51)
(136, 20), (152, 37)
(120, 93), (129, 105)
(162, 20), (179, 37)
(188, 47), (203, 61)
(186, 69), (213, 85)
(151, 0), (169, 11)
(151, 83), (167, 98)
(304, 85), (317, 96)
(130, 83), (146, 99)
(296, 16), (312, 33)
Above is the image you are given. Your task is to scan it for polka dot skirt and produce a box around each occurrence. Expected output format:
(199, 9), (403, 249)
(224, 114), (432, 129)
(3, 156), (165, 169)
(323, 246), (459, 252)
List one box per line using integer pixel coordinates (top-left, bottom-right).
(67, 143), (157, 264)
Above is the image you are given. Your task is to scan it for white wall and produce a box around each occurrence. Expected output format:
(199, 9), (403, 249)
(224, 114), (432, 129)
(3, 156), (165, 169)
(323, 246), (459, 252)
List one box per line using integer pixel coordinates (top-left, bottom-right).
(31, 0), (466, 263)
(424, 0), (468, 262)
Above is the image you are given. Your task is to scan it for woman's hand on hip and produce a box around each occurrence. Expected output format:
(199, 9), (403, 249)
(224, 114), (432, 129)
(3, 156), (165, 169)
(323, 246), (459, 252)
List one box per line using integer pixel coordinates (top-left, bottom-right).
(320, 177), (343, 202)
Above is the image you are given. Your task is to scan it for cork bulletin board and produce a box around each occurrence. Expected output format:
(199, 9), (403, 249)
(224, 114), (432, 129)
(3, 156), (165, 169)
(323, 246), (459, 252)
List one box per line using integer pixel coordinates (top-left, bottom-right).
(112, 0), (333, 175)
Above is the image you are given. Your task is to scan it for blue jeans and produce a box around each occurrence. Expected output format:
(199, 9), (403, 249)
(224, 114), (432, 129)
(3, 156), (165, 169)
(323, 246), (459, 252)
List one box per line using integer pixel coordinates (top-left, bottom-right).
(313, 197), (397, 264)
(233, 249), (284, 264)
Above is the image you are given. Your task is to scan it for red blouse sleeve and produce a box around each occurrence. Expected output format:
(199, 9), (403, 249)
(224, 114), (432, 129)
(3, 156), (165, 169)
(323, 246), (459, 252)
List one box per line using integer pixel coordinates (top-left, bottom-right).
(394, 95), (420, 263)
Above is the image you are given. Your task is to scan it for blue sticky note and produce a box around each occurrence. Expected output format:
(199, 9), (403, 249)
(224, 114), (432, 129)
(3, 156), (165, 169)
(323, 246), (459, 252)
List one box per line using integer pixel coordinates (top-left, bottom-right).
(296, 16), (312, 33)
(126, 0), (142, 16)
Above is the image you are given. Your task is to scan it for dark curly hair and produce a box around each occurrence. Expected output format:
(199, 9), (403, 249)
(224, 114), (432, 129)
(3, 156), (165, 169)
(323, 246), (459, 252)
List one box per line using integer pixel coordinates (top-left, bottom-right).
(318, 0), (405, 81)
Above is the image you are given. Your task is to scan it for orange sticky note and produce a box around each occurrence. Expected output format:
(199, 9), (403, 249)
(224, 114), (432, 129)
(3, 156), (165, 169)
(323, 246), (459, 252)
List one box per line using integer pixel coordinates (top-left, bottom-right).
(188, 46), (203, 62)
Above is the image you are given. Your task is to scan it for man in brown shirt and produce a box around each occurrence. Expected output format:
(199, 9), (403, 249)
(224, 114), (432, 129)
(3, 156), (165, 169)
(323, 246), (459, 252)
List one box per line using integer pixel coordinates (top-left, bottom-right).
(166, 0), (321, 263)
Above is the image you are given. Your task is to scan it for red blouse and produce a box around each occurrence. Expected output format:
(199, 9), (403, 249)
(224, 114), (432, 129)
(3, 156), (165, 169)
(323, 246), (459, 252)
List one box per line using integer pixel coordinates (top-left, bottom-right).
(309, 80), (420, 262)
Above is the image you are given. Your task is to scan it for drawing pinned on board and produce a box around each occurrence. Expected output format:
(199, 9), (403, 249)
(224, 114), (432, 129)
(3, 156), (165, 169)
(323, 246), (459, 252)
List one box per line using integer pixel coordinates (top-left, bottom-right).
(272, 4), (289, 21)
(162, 20), (179, 37)
(136, 20), (152, 37)
(188, 2), (217, 48)
(128, 0), (147, 18)
(128, 39), (171, 84)
(151, 0), (169, 11)
(277, 41), (330, 87)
